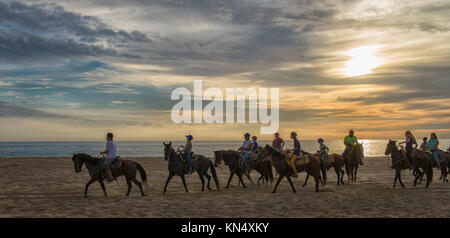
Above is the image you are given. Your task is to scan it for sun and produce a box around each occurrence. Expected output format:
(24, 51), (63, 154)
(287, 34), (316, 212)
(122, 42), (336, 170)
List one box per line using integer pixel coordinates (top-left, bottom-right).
(344, 45), (383, 77)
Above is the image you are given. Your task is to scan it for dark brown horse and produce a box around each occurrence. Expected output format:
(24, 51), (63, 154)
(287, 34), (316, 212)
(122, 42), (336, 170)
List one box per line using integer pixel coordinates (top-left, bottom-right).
(260, 145), (322, 193)
(385, 140), (433, 188)
(436, 150), (450, 182)
(252, 152), (274, 186)
(163, 142), (219, 193)
(72, 153), (147, 197)
(214, 150), (248, 189)
(345, 143), (364, 183)
(303, 152), (345, 186)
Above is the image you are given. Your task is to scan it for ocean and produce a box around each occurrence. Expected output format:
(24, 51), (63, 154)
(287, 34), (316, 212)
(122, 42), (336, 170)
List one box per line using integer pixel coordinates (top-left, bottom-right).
(1, 139), (449, 158)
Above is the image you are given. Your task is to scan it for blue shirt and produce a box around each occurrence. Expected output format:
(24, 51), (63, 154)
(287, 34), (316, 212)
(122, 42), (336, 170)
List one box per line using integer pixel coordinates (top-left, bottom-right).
(242, 140), (252, 155)
(252, 141), (258, 152)
(427, 138), (439, 151)
(293, 139), (301, 155)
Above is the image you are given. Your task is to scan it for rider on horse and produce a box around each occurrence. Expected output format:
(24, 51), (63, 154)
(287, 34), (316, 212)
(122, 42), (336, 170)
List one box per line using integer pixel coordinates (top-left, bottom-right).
(286, 131), (301, 178)
(238, 133), (253, 171)
(251, 135), (259, 155)
(272, 132), (285, 152)
(342, 130), (363, 165)
(100, 132), (117, 182)
(317, 138), (329, 169)
(179, 135), (194, 173)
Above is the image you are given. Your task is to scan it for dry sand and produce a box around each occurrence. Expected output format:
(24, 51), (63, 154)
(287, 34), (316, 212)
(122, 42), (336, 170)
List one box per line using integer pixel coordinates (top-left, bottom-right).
(0, 156), (449, 218)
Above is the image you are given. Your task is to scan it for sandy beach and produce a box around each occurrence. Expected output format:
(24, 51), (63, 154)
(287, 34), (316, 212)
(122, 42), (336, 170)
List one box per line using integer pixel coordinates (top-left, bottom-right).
(0, 156), (449, 218)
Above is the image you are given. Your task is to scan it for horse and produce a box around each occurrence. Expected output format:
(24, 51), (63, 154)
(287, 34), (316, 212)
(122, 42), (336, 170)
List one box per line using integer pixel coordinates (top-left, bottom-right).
(434, 150), (449, 182)
(252, 152), (274, 186)
(386, 140), (433, 188)
(72, 153), (147, 197)
(302, 151), (345, 186)
(214, 150), (250, 189)
(344, 143), (364, 183)
(162, 142), (219, 193)
(260, 145), (322, 193)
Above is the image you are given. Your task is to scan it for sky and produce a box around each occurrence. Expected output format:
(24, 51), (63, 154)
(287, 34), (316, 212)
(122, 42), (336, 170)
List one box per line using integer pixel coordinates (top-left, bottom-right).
(0, 0), (449, 141)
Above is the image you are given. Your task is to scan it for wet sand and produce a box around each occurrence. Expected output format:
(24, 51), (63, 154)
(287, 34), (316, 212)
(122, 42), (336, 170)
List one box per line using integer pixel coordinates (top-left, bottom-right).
(0, 156), (449, 218)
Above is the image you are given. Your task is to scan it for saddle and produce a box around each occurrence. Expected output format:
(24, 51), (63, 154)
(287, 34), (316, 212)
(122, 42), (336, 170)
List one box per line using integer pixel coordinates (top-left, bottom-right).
(295, 156), (310, 166)
(326, 155), (335, 164)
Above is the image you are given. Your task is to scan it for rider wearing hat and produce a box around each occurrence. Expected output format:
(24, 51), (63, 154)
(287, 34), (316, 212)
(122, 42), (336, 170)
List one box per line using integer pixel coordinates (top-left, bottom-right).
(272, 132), (285, 152)
(180, 135), (194, 173)
(286, 132), (300, 178)
(238, 133), (253, 162)
(342, 130), (363, 165)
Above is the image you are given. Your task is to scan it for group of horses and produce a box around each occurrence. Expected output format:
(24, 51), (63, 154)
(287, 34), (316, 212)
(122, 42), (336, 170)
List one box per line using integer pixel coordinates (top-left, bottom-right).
(71, 141), (364, 197)
(71, 140), (450, 197)
(385, 140), (450, 188)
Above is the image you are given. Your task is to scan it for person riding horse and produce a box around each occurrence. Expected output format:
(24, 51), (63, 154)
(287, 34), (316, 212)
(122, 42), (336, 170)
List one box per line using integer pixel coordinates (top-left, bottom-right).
(99, 132), (118, 182)
(179, 135), (194, 173)
(286, 131), (301, 178)
(238, 133), (253, 172)
(342, 130), (363, 165)
(399, 130), (417, 169)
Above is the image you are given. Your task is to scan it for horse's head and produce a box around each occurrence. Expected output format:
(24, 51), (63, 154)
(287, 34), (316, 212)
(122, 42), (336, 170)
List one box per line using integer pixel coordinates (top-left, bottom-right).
(72, 154), (84, 173)
(213, 151), (222, 167)
(163, 141), (173, 161)
(385, 139), (397, 155)
(260, 144), (273, 158)
(355, 142), (364, 158)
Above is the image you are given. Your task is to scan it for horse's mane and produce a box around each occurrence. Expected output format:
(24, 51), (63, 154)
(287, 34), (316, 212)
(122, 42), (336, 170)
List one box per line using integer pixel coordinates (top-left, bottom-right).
(74, 153), (101, 165)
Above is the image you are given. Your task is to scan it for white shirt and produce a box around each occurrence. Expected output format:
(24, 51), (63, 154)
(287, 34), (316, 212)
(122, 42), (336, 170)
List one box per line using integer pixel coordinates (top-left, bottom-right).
(242, 140), (252, 154)
(105, 140), (117, 159)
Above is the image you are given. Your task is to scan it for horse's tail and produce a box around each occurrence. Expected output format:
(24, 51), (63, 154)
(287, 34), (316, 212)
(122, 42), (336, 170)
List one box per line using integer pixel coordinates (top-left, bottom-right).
(209, 160), (220, 190)
(427, 157), (433, 183)
(266, 160), (274, 183)
(135, 162), (148, 184)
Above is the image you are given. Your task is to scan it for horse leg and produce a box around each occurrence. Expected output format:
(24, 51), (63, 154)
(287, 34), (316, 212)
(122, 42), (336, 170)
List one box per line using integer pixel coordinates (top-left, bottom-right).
(398, 171), (405, 188)
(245, 171), (254, 185)
(302, 174), (310, 187)
(131, 177), (145, 196)
(413, 172), (418, 187)
(163, 174), (174, 193)
(180, 175), (189, 193)
(98, 179), (107, 197)
(335, 167), (340, 185)
(272, 174), (285, 193)
(126, 177), (132, 196)
(226, 172), (235, 189)
(314, 175), (320, 192)
(238, 173), (247, 189)
(257, 175), (264, 186)
(393, 170), (398, 188)
(198, 173), (205, 192)
(340, 169), (345, 185)
(84, 178), (96, 198)
(286, 176), (296, 193)
(204, 173), (212, 190)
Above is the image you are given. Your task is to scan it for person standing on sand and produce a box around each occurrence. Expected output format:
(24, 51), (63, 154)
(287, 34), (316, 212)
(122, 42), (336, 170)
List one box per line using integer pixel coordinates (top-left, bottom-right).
(272, 132), (285, 152)
(426, 133), (440, 167)
(100, 133), (116, 182)
(399, 130), (417, 169)
(286, 132), (300, 178)
(342, 130), (363, 165)
(179, 135), (194, 173)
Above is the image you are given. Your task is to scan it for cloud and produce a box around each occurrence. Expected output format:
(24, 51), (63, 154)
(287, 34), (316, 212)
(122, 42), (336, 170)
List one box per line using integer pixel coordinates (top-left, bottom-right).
(111, 101), (136, 104)
(0, 1), (149, 62)
(0, 101), (153, 127)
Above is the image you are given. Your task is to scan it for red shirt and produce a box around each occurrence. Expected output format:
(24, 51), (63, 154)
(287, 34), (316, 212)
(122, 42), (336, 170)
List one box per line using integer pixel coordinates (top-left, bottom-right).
(272, 138), (284, 148)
